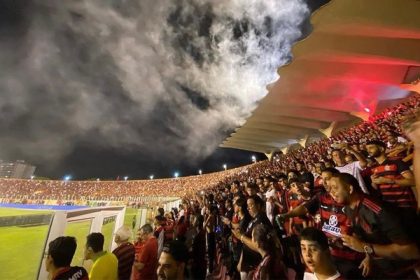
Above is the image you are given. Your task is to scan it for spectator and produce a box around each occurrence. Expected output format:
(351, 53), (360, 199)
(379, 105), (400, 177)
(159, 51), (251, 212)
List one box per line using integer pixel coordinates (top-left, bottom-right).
(232, 195), (271, 279)
(190, 214), (207, 280)
(154, 215), (167, 257)
(84, 232), (118, 280)
(279, 168), (364, 278)
(45, 236), (88, 280)
(157, 240), (189, 280)
(112, 226), (135, 280)
(296, 161), (315, 193)
(405, 117), (420, 210)
(132, 224), (158, 280)
(251, 224), (287, 279)
(204, 205), (217, 273)
(367, 140), (416, 210)
(331, 145), (369, 194)
(330, 173), (419, 278)
(300, 228), (343, 280)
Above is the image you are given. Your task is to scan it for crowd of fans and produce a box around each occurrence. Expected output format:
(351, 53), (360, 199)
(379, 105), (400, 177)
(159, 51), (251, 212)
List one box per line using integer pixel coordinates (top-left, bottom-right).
(0, 166), (247, 205)
(39, 95), (420, 280)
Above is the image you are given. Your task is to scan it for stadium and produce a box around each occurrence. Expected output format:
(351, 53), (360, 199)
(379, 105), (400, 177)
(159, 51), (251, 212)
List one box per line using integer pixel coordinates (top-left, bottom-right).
(1, 0), (420, 280)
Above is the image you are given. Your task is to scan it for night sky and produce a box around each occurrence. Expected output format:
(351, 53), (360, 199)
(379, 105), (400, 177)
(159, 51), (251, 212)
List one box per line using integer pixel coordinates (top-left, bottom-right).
(0, 0), (327, 180)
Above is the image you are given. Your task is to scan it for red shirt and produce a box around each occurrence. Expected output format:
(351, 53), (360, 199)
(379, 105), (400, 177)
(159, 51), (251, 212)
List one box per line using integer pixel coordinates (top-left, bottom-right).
(133, 237), (158, 280)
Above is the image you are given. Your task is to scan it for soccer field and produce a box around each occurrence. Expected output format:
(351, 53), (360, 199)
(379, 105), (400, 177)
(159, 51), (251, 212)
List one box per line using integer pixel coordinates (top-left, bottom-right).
(0, 207), (138, 280)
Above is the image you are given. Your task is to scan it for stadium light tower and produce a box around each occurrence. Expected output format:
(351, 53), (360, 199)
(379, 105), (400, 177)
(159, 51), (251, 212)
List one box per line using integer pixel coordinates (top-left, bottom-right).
(199, 169), (202, 175)
(124, 176), (128, 181)
(174, 172), (179, 178)
(149, 175), (154, 180)
(223, 164), (227, 170)
(63, 175), (72, 181)
(251, 155), (256, 163)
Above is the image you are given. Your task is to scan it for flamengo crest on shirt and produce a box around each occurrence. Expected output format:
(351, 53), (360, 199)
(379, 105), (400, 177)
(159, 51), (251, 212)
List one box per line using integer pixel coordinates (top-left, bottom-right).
(322, 215), (341, 237)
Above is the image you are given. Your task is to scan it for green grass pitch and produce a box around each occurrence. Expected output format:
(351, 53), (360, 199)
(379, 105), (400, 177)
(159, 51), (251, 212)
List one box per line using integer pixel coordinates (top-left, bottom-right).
(0, 207), (138, 280)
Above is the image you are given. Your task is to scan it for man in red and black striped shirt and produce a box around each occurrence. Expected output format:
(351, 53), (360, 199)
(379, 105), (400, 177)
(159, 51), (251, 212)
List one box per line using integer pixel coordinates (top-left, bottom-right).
(113, 226), (135, 280)
(366, 140), (416, 210)
(279, 168), (364, 278)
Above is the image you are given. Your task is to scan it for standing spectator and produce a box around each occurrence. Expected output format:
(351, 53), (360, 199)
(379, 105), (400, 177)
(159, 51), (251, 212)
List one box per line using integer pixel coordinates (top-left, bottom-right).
(132, 224), (158, 280)
(112, 226), (135, 280)
(296, 162), (315, 193)
(405, 118), (420, 210)
(300, 228), (343, 280)
(280, 168), (364, 278)
(313, 162), (325, 196)
(157, 240), (189, 280)
(154, 216), (166, 257)
(330, 173), (419, 278)
(331, 145), (369, 194)
(232, 195), (271, 279)
(84, 232), (118, 280)
(367, 140), (416, 210)
(287, 179), (310, 236)
(250, 224), (287, 279)
(45, 236), (88, 280)
(191, 214), (207, 280)
(204, 205), (217, 274)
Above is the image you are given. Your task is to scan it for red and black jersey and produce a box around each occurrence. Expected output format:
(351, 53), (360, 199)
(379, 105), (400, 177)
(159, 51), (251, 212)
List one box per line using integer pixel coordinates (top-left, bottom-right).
(112, 242), (135, 280)
(275, 189), (288, 214)
(163, 219), (174, 242)
(371, 159), (416, 209)
(53, 266), (88, 280)
(286, 192), (306, 225)
(305, 191), (363, 261)
(313, 176), (324, 196)
(344, 195), (417, 278)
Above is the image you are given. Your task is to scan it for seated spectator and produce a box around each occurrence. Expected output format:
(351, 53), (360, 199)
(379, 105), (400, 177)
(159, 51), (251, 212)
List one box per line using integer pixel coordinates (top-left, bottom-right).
(132, 224), (158, 280)
(250, 224), (287, 280)
(157, 240), (189, 280)
(330, 173), (419, 278)
(84, 232), (118, 280)
(300, 227), (343, 280)
(112, 226), (135, 280)
(45, 236), (88, 280)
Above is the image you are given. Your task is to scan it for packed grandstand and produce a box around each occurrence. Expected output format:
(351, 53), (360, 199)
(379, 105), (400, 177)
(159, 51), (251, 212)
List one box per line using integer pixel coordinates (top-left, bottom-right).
(1, 95), (418, 204)
(1, 94), (420, 279)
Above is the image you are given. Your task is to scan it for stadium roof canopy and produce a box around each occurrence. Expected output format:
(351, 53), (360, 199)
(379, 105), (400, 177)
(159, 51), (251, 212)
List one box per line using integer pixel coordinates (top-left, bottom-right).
(221, 0), (420, 156)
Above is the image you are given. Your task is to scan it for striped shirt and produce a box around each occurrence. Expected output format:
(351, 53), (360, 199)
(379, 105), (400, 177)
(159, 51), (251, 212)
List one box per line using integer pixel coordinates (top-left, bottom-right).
(371, 159), (416, 209)
(305, 192), (364, 261)
(112, 242), (135, 280)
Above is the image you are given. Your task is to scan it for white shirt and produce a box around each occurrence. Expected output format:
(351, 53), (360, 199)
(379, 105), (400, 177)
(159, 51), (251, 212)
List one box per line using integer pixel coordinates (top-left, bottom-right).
(335, 161), (369, 194)
(265, 189), (276, 224)
(387, 136), (408, 148)
(304, 271), (341, 280)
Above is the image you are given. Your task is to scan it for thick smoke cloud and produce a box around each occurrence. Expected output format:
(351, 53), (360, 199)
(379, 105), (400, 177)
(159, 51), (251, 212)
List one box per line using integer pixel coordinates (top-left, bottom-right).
(0, 0), (309, 173)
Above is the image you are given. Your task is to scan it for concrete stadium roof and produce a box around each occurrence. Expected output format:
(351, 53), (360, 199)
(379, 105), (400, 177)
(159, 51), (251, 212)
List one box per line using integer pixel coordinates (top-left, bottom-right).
(221, 0), (420, 155)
